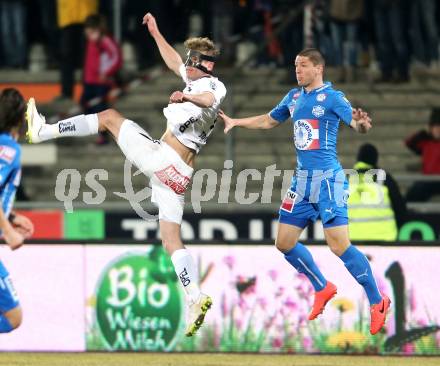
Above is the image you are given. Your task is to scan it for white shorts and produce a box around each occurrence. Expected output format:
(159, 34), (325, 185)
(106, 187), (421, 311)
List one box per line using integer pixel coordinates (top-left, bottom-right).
(117, 119), (193, 224)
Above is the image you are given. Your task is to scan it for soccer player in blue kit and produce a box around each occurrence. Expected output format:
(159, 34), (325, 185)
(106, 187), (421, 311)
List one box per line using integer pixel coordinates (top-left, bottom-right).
(220, 48), (390, 335)
(0, 88), (34, 333)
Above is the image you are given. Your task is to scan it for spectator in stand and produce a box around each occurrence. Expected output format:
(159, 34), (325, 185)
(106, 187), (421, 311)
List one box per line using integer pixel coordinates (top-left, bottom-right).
(211, 0), (236, 65)
(35, 0), (59, 69)
(277, 0), (304, 71)
(348, 143), (406, 241)
(82, 14), (122, 145)
(311, 0), (335, 65)
(56, 0), (98, 101)
(405, 107), (440, 201)
(329, 0), (364, 83)
(409, 0), (439, 71)
(372, 0), (410, 83)
(0, 0), (27, 69)
(251, 0), (283, 67)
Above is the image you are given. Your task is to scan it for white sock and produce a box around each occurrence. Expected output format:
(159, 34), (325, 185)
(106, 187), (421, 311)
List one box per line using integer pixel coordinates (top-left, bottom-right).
(39, 114), (99, 141)
(171, 249), (201, 303)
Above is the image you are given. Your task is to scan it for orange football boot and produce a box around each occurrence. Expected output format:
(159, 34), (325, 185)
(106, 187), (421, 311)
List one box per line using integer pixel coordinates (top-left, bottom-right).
(308, 281), (337, 320)
(370, 294), (391, 335)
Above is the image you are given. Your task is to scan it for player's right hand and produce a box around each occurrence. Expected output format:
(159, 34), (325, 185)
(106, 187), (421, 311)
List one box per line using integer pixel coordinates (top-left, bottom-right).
(218, 110), (235, 134)
(142, 12), (159, 37)
(3, 227), (25, 250)
(169, 91), (184, 103)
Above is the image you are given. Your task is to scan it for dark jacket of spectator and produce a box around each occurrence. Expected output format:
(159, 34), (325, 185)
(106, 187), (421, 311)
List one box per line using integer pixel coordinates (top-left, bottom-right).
(329, 0), (364, 22)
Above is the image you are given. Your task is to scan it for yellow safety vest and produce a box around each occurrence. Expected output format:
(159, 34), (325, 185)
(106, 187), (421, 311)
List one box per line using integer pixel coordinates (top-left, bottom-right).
(57, 0), (98, 28)
(348, 162), (398, 241)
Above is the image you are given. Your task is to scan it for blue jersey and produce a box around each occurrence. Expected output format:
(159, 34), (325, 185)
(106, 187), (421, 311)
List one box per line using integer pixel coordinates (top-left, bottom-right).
(0, 134), (21, 311)
(270, 82), (352, 172)
(0, 133), (21, 218)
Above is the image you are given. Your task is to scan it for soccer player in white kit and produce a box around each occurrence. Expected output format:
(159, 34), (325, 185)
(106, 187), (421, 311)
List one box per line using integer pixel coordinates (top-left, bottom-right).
(25, 13), (226, 337)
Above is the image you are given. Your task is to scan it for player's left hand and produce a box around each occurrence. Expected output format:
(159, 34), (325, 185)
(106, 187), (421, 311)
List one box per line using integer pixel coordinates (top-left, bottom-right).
(11, 213), (34, 239)
(352, 108), (362, 121)
(169, 91), (185, 103)
(353, 108), (372, 133)
(357, 116), (372, 133)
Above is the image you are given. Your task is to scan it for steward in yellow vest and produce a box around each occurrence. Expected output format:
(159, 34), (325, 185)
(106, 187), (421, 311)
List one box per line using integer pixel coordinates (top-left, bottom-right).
(348, 144), (406, 241)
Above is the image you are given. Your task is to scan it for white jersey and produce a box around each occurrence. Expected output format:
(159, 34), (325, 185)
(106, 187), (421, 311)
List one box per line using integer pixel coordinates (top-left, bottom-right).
(163, 64), (227, 153)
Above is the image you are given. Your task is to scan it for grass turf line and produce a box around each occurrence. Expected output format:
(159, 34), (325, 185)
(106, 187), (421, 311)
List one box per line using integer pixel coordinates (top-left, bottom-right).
(0, 353), (440, 366)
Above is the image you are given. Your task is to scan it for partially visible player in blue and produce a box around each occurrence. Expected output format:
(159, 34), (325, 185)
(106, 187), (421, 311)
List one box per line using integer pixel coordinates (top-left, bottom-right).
(0, 88), (34, 333)
(220, 48), (390, 335)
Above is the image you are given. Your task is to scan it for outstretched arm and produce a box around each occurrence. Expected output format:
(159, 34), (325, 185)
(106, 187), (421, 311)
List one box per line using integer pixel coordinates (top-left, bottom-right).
(169, 91), (215, 108)
(218, 111), (279, 134)
(350, 108), (372, 134)
(143, 12), (183, 76)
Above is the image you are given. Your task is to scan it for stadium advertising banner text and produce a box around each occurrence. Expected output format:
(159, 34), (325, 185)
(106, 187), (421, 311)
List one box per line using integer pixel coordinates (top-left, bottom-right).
(14, 210), (440, 241)
(105, 212), (440, 241)
(85, 245), (440, 354)
(0, 244), (439, 354)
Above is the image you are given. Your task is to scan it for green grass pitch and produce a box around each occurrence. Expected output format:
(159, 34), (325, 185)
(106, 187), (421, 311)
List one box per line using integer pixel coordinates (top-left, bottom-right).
(0, 353), (439, 366)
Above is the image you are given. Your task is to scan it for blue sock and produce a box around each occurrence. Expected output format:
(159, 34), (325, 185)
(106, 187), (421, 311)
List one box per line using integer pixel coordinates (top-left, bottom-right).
(340, 245), (382, 305)
(284, 242), (327, 291)
(0, 314), (13, 333)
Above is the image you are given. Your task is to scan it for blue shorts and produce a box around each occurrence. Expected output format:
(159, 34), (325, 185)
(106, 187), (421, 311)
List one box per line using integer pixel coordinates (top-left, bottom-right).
(279, 170), (349, 229)
(0, 261), (19, 312)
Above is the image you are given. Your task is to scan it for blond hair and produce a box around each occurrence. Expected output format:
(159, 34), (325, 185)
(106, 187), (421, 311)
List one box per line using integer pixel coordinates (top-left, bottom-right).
(184, 37), (219, 56)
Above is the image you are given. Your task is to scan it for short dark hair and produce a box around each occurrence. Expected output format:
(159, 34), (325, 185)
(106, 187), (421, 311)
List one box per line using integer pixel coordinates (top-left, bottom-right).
(357, 143), (379, 167)
(429, 107), (440, 126)
(0, 88), (25, 133)
(297, 48), (325, 67)
(84, 14), (108, 34)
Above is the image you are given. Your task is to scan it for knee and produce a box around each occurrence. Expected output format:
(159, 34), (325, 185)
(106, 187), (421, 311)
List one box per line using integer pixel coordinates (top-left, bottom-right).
(328, 241), (344, 256)
(326, 234), (348, 256)
(275, 237), (296, 253)
(98, 108), (123, 129)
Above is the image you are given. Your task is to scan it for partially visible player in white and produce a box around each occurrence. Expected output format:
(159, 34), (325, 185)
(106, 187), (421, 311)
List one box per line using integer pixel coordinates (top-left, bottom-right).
(25, 12), (226, 337)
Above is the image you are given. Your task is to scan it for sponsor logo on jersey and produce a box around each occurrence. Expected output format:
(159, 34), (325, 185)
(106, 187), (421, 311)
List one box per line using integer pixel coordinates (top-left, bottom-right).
(209, 80), (217, 90)
(316, 93), (326, 102)
(293, 92), (300, 99)
(154, 165), (190, 195)
(178, 116), (198, 133)
(0, 145), (16, 163)
(281, 190), (297, 213)
(294, 119), (320, 150)
(312, 105), (325, 118)
(59, 121), (76, 134)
